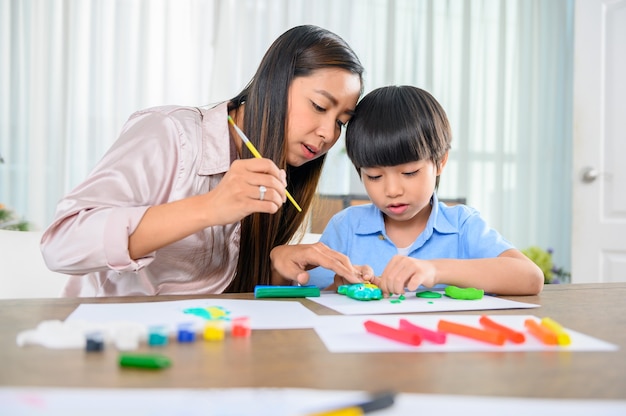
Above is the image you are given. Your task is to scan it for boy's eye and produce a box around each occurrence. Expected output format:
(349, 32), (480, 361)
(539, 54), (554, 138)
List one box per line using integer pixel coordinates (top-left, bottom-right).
(403, 170), (419, 177)
(365, 174), (381, 181)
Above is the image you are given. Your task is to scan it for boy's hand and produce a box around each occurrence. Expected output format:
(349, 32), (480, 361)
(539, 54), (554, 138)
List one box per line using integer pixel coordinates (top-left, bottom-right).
(377, 255), (438, 296)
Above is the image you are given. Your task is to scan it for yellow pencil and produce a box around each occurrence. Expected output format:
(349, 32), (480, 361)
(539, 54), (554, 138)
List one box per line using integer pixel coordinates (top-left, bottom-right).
(227, 116), (302, 212)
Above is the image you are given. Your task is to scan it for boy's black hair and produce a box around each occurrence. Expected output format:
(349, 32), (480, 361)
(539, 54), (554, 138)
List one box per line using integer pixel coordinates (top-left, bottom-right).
(346, 85), (452, 187)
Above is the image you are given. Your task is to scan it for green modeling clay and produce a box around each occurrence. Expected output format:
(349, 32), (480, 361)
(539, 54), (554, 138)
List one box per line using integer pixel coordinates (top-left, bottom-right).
(444, 285), (484, 300)
(416, 291), (443, 298)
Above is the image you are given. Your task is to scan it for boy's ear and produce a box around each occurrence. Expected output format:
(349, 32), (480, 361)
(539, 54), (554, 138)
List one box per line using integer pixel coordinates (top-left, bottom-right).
(437, 151), (449, 175)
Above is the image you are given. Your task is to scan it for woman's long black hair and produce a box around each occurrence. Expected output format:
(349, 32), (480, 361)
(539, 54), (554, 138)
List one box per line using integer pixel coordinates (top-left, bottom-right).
(226, 25), (364, 292)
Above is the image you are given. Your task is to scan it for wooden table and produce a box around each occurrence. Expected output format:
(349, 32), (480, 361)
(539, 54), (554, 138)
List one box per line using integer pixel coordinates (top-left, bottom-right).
(1, 283), (624, 400)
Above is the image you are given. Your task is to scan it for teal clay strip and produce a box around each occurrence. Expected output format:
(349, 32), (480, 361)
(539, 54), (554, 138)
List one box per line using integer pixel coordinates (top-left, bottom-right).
(444, 285), (484, 300)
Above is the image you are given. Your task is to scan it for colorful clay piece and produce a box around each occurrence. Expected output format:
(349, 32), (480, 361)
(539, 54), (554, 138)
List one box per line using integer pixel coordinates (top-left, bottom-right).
(524, 318), (558, 345)
(416, 291), (442, 298)
(254, 285), (320, 298)
(399, 319), (447, 344)
(479, 315), (525, 343)
(148, 327), (168, 346)
(113, 324), (143, 351)
(119, 353), (171, 370)
(444, 285), (484, 300)
(203, 321), (225, 341)
(85, 332), (105, 352)
(176, 324), (196, 343)
(364, 320), (421, 346)
(231, 317), (252, 338)
(338, 283), (383, 301)
(438, 319), (505, 345)
(540, 317), (571, 346)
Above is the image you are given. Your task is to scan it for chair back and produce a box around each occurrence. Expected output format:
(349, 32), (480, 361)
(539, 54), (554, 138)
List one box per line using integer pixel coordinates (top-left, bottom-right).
(0, 229), (69, 298)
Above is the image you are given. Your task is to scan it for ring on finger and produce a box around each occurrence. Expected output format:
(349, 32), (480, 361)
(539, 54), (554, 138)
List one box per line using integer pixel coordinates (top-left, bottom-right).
(259, 185), (267, 201)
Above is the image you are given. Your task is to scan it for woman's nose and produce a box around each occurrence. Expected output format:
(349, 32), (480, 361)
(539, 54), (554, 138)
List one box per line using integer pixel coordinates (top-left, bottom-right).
(316, 118), (338, 144)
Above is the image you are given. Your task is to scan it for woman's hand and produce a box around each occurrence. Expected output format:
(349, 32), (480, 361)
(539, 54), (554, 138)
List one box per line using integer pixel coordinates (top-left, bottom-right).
(270, 242), (363, 286)
(129, 158), (287, 259)
(205, 158), (288, 225)
(325, 264), (375, 291)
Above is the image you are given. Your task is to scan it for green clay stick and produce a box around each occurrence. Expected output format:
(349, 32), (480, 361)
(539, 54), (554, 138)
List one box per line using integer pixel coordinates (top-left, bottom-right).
(119, 353), (171, 369)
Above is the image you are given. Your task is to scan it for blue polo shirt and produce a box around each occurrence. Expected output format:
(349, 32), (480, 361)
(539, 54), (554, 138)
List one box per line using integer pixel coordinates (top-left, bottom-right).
(307, 194), (515, 289)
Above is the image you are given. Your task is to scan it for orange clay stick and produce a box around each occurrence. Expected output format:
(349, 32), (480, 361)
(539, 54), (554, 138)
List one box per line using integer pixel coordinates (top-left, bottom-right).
(524, 318), (558, 345)
(540, 317), (571, 346)
(437, 319), (505, 346)
(479, 315), (526, 344)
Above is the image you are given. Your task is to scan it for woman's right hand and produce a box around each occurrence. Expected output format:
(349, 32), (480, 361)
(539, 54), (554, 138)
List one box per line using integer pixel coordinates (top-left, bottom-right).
(129, 158), (287, 259)
(205, 158), (288, 225)
(325, 264), (375, 291)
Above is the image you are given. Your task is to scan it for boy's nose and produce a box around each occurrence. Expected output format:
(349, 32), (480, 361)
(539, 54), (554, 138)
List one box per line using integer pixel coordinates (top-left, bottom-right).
(384, 177), (403, 197)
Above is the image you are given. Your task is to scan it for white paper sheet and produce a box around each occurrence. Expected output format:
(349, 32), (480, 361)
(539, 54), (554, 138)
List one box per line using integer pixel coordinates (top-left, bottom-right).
(309, 291), (539, 315)
(0, 388), (624, 416)
(65, 298), (318, 332)
(313, 314), (619, 353)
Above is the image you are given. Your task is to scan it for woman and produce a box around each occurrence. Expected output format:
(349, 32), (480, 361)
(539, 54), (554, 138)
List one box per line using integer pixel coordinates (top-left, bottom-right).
(41, 25), (364, 296)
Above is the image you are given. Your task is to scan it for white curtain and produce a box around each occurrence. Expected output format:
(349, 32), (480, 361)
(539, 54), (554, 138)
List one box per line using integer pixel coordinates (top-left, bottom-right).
(0, 0), (574, 269)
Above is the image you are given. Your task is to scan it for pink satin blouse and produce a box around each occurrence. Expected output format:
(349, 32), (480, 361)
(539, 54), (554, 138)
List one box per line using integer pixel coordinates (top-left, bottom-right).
(41, 102), (241, 296)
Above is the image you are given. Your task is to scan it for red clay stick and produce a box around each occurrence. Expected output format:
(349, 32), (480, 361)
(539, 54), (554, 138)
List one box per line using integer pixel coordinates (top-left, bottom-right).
(364, 320), (422, 346)
(399, 319), (447, 344)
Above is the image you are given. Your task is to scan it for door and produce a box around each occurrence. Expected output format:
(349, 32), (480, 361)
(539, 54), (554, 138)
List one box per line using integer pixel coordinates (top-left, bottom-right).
(572, 0), (626, 282)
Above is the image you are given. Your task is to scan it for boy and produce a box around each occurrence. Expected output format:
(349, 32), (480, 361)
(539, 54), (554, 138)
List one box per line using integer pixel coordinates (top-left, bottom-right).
(307, 86), (543, 296)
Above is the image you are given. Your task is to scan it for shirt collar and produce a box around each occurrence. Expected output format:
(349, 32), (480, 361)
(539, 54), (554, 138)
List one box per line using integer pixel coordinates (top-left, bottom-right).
(430, 193), (458, 234)
(198, 101), (235, 175)
(354, 193), (459, 237)
(355, 204), (386, 236)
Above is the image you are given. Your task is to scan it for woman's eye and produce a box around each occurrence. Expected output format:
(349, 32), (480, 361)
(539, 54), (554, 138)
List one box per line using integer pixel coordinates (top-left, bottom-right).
(336, 120), (346, 129)
(312, 102), (325, 112)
